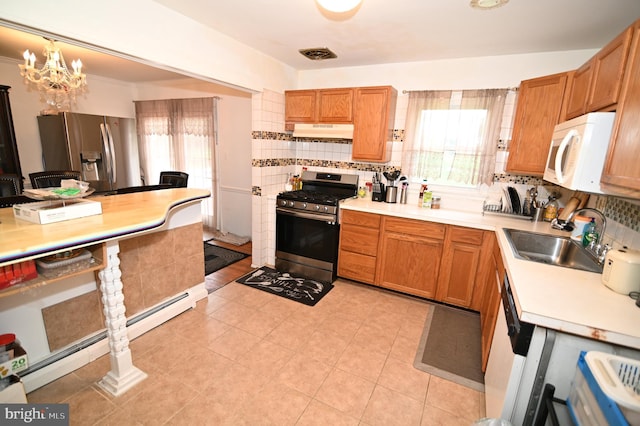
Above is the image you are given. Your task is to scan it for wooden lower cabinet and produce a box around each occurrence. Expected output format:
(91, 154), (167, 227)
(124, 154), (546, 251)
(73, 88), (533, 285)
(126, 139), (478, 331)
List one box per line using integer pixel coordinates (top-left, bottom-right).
(338, 210), (380, 284)
(376, 217), (445, 299)
(337, 211), (496, 311)
(436, 226), (489, 308)
(480, 234), (504, 372)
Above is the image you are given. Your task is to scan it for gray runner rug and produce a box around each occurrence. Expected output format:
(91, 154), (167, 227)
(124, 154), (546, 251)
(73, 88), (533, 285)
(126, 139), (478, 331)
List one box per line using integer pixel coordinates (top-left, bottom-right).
(414, 303), (484, 392)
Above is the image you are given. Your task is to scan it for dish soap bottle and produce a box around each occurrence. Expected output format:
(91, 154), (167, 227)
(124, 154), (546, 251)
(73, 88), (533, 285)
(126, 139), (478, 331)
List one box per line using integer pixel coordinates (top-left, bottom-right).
(582, 218), (598, 248)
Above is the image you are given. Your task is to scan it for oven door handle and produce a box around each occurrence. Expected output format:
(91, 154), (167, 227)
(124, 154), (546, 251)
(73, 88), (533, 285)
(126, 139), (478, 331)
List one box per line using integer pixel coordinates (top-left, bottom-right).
(276, 207), (337, 224)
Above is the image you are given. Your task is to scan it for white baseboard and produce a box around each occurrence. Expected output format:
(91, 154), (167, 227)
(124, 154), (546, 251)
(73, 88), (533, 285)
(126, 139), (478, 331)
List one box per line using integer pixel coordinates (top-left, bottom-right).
(22, 283), (206, 394)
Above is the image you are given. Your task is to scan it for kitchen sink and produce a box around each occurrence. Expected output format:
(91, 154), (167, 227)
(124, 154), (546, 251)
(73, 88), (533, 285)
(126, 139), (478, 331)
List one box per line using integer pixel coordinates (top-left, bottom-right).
(503, 228), (603, 273)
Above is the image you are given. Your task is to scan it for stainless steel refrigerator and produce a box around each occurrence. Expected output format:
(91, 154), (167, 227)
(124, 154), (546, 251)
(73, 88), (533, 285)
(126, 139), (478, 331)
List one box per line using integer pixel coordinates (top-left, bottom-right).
(37, 112), (142, 192)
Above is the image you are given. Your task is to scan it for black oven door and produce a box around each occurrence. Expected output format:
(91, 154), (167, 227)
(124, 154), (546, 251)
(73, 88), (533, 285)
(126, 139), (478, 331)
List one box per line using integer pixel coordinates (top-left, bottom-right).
(275, 207), (339, 281)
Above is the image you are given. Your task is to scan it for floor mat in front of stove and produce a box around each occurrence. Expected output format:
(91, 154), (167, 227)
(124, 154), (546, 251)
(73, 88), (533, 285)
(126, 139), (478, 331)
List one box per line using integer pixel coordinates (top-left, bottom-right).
(235, 266), (333, 306)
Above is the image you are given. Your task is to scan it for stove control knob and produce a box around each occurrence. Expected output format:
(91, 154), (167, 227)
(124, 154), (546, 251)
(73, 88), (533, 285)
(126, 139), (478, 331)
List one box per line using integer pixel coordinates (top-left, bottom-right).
(280, 200), (287, 207)
(323, 206), (329, 212)
(301, 203), (307, 209)
(314, 205), (321, 211)
(288, 201), (295, 207)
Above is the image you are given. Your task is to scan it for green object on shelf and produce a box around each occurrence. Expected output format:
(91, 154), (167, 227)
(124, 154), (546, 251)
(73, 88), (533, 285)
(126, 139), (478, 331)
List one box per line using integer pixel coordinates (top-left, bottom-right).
(51, 188), (81, 196)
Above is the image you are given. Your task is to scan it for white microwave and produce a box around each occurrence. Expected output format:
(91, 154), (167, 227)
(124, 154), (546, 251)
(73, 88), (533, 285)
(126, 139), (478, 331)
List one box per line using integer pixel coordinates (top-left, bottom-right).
(543, 112), (615, 194)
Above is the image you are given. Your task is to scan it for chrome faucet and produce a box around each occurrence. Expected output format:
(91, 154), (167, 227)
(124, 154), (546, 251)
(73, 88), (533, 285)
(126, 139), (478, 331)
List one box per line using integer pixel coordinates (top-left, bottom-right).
(565, 207), (610, 263)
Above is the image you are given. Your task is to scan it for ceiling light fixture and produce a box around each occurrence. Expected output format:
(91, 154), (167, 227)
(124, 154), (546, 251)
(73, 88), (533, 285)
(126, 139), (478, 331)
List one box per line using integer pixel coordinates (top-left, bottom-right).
(18, 39), (87, 112)
(316, 0), (363, 13)
(470, 0), (509, 9)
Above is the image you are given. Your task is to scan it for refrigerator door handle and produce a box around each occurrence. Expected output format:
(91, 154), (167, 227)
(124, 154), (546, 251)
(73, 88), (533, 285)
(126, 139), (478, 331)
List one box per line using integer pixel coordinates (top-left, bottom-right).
(100, 123), (113, 185)
(105, 123), (117, 185)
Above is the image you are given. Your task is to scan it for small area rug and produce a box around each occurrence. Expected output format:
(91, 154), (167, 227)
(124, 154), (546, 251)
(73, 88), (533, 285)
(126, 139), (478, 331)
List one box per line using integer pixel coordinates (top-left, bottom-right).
(414, 303), (484, 392)
(208, 230), (251, 246)
(235, 266), (333, 307)
(204, 242), (248, 276)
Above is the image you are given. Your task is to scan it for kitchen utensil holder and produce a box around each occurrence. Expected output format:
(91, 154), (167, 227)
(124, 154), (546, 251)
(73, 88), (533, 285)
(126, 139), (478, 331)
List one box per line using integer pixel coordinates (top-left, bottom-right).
(385, 186), (398, 203)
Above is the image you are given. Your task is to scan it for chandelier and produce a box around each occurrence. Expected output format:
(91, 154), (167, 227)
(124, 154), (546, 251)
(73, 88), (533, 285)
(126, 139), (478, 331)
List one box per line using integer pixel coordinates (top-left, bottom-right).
(18, 39), (87, 112)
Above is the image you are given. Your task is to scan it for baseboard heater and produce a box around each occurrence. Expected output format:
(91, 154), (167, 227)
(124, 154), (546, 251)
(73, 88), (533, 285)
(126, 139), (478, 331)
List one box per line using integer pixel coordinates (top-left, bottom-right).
(19, 290), (197, 393)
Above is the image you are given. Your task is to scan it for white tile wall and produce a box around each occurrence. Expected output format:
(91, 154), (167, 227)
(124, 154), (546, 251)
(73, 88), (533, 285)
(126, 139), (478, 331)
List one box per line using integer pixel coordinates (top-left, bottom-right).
(250, 88), (640, 267)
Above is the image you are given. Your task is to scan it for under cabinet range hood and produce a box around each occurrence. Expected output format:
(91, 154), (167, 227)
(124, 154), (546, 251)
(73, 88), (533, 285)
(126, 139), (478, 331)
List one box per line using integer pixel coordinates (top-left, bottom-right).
(292, 123), (354, 139)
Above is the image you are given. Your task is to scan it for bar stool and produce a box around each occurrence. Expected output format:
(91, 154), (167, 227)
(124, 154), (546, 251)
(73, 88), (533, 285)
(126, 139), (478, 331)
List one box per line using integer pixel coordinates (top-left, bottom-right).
(159, 171), (188, 188)
(29, 171), (82, 189)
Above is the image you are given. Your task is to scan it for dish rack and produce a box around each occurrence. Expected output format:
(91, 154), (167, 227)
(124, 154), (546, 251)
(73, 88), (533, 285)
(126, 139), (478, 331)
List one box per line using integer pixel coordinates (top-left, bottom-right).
(568, 351), (640, 426)
(482, 200), (533, 221)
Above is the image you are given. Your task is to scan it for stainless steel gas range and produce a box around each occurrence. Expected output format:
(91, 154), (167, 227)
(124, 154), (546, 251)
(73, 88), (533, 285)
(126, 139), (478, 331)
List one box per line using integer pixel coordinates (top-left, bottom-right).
(275, 171), (358, 283)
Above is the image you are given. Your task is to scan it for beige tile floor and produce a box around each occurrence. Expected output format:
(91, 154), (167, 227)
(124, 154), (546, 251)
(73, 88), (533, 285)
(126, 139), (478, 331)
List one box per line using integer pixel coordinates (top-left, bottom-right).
(27, 279), (486, 425)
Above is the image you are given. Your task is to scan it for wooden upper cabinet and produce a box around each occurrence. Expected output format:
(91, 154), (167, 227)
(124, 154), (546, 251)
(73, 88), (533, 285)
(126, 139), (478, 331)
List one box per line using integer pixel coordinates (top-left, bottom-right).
(601, 21), (640, 195)
(285, 88), (354, 125)
(588, 26), (633, 112)
(565, 25), (633, 120)
(318, 89), (354, 123)
(506, 72), (570, 176)
(565, 61), (593, 119)
(285, 90), (317, 123)
(352, 86), (397, 162)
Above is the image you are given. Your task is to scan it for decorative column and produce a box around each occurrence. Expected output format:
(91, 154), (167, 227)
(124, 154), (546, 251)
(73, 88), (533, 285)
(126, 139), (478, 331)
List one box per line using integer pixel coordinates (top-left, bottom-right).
(96, 240), (147, 396)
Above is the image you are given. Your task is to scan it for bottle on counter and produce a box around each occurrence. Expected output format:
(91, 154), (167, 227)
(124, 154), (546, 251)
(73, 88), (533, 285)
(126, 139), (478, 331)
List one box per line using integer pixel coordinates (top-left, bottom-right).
(543, 196), (558, 221)
(582, 218), (598, 248)
(419, 180), (428, 207)
(422, 191), (433, 208)
(431, 195), (441, 209)
(284, 173), (293, 191)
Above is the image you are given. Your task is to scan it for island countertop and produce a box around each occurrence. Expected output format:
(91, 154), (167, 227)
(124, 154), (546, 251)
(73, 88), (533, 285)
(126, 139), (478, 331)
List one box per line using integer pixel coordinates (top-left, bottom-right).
(340, 197), (640, 351)
(0, 188), (210, 266)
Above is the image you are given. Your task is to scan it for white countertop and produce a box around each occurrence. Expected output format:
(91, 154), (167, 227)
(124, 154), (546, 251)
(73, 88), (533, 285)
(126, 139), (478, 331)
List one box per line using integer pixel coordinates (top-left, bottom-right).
(340, 197), (640, 350)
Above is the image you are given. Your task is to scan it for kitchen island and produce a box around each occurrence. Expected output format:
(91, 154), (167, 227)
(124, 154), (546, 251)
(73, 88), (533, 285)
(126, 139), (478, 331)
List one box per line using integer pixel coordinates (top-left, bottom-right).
(0, 188), (210, 396)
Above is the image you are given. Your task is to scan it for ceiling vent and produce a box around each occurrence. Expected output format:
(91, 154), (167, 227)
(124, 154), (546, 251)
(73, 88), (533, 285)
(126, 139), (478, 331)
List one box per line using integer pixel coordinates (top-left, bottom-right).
(299, 47), (337, 61)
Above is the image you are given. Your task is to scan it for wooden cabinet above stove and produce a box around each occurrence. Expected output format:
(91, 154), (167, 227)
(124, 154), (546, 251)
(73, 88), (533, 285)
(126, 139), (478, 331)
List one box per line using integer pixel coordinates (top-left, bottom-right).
(285, 88), (354, 125)
(285, 85), (397, 163)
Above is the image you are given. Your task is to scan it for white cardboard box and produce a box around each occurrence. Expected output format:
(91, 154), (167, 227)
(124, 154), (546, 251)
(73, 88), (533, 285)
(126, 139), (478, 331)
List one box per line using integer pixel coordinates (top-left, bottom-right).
(13, 199), (102, 224)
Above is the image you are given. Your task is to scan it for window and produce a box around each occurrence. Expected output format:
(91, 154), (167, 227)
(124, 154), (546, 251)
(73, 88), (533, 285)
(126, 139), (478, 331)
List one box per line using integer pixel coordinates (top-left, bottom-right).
(135, 97), (218, 228)
(402, 89), (507, 187)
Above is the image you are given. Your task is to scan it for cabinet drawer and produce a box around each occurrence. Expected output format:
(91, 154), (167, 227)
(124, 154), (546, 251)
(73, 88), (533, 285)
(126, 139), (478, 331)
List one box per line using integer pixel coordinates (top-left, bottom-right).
(384, 217), (445, 240)
(449, 226), (484, 245)
(338, 251), (376, 284)
(341, 210), (381, 228)
(340, 226), (379, 256)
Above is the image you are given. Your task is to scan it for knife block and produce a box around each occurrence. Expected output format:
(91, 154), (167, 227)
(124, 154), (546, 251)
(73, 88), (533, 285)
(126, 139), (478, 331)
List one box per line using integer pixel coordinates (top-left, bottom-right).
(372, 183), (385, 202)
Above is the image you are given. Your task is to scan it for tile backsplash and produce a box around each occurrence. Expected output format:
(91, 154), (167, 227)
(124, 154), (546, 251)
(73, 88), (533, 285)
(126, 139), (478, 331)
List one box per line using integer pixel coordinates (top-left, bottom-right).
(251, 89), (640, 262)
